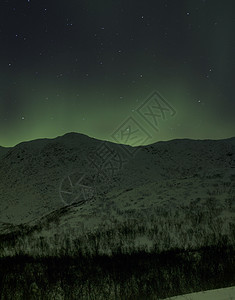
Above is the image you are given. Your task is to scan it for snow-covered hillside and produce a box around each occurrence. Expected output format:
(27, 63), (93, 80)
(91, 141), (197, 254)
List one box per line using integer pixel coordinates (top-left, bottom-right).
(163, 286), (235, 299)
(0, 133), (234, 225)
(0, 134), (234, 299)
(0, 133), (234, 257)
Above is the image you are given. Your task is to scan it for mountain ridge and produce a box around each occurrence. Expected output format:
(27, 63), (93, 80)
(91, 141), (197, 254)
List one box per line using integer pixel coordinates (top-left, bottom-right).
(1, 131), (235, 149)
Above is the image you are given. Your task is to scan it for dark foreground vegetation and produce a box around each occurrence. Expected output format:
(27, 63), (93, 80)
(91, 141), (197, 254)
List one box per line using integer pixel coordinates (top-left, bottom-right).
(0, 243), (234, 300)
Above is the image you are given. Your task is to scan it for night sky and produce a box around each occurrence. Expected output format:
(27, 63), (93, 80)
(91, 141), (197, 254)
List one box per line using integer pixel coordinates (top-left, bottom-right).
(0, 0), (234, 147)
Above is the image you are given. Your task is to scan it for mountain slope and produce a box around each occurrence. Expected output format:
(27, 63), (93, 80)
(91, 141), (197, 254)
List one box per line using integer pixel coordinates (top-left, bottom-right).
(0, 133), (234, 260)
(0, 134), (234, 225)
(0, 132), (131, 223)
(0, 146), (11, 159)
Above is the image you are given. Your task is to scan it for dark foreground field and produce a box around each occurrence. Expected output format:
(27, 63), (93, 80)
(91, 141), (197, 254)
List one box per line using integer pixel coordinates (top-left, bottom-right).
(0, 243), (234, 300)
